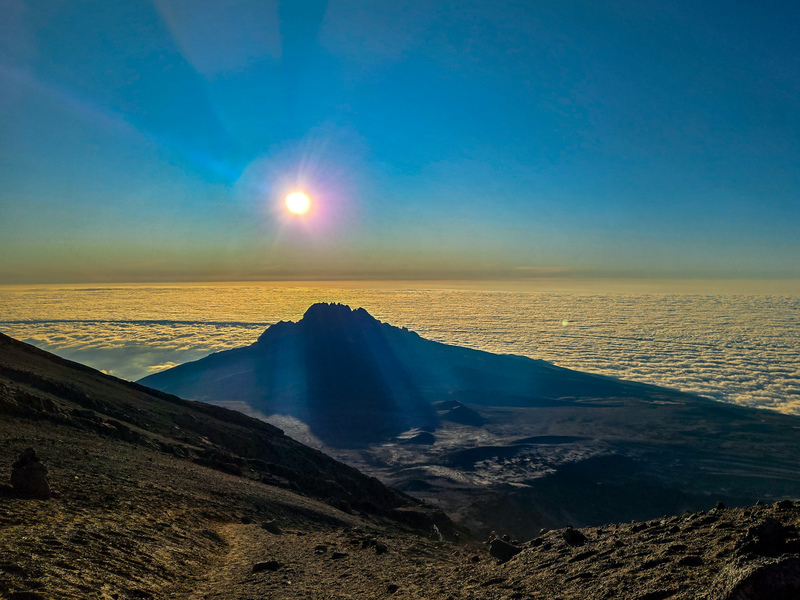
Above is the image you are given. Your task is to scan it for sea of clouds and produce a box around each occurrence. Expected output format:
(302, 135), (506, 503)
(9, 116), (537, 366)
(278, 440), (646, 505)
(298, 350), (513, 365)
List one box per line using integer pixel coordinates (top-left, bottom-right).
(1, 286), (798, 414)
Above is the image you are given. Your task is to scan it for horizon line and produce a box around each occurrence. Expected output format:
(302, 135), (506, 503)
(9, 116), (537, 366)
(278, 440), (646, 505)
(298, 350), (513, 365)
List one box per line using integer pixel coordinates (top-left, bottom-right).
(1, 277), (800, 295)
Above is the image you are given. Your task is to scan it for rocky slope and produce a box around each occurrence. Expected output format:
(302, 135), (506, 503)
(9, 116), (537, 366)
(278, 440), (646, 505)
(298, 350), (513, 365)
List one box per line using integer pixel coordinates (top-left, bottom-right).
(3, 421), (800, 599)
(2, 332), (800, 599)
(0, 331), (422, 518)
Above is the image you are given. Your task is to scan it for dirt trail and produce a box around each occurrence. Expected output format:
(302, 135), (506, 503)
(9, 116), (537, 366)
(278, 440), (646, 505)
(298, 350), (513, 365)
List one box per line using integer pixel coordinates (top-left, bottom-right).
(186, 521), (474, 600)
(186, 524), (260, 600)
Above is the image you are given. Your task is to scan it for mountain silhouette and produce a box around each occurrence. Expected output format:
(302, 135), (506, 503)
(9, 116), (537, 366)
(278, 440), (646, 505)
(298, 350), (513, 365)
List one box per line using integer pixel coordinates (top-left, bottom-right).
(140, 302), (700, 446)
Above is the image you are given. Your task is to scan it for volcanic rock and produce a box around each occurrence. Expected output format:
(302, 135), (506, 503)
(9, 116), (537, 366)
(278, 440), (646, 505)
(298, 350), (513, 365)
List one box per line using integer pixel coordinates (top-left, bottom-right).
(490, 538), (522, 562)
(10, 448), (51, 499)
(711, 556), (800, 599)
(738, 517), (797, 556)
(562, 527), (587, 547)
(252, 560), (282, 573)
(261, 520), (283, 535)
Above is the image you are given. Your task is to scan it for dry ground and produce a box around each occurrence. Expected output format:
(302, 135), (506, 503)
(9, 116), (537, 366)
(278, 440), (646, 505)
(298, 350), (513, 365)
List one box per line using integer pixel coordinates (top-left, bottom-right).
(3, 417), (800, 600)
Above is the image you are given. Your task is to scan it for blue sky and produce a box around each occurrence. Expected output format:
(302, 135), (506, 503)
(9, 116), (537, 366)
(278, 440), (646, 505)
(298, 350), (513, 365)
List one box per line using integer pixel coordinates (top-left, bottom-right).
(1, 0), (799, 285)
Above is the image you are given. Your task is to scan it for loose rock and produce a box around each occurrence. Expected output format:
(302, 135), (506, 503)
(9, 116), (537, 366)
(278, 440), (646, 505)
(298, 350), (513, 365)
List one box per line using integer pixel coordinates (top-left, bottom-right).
(562, 527), (587, 547)
(252, 560), (282, 573)
(490, 538), (523, 562)
(261, 520), (283, 535)
(10, 448), (51, 499)
(739, 518), (792, 556)
(711, 556), (800, 599)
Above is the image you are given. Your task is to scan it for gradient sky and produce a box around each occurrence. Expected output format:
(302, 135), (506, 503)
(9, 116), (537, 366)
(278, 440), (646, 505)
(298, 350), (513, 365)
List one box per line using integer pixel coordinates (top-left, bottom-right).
(1, 0), (799, 285)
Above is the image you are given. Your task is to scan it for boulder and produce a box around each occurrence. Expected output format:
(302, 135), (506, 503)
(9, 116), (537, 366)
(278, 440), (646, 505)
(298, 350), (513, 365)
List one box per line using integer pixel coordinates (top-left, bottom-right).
(10, 448), (51, 499)
(562, 527), (587, 547)
(261, 520), (283, 535)
(490, 538), (522, 562)
(738, 518), (796, 556)
(711, 556), (800, 599)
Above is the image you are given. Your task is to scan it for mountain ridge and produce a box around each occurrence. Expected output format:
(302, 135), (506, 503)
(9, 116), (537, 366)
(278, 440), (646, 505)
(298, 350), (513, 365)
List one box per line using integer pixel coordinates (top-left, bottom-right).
(140, 302), (696, 447)
(138, 303), (800, 538)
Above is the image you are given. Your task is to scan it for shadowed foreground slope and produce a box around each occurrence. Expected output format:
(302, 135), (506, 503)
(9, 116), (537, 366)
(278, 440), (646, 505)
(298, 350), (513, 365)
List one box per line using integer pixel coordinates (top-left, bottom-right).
(0, 331), (411, 516)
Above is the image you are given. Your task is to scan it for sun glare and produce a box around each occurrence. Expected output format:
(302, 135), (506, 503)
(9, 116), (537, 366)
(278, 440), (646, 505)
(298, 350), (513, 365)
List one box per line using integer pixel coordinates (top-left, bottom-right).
(285, 192), (311, 215)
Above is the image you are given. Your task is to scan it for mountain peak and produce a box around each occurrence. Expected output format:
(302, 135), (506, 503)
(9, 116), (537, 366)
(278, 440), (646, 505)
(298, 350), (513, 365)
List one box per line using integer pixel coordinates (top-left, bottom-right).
(301, 302), (378, 325)
(256, 303), (381, 344)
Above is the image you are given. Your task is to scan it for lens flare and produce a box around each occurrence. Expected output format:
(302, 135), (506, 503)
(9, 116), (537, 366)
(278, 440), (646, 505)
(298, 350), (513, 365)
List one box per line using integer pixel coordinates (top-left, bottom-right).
(285, 192), (311, 215)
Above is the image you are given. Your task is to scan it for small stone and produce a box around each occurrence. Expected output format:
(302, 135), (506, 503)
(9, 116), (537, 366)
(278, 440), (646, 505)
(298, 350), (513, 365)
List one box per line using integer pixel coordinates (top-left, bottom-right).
(332, 552), (349, 559)
(678, 555), (704, 567)
(775, 499), (794, 510)
(562, 527), (587, 547)
(715, 501), (726, 510)
(261, 520), (283, 535)
(252, 560), (282, 573)
(314, 544), (328, 554)
(375, 541), (388, 555)
(387, 584), (400, 594)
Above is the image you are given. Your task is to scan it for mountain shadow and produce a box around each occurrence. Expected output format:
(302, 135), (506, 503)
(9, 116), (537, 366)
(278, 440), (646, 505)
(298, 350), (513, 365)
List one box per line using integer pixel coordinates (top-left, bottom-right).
(139, 303), (800, 538)
(139, 302), (691, 446)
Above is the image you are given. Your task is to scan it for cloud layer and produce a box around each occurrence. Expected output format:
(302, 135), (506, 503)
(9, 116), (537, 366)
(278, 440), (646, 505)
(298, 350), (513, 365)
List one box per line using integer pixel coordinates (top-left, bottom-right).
(1, 286), (797, 414)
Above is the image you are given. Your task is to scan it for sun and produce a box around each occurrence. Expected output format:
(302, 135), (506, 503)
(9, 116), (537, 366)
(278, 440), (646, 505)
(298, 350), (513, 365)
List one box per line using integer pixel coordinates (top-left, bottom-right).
(285, 192), (311, 215)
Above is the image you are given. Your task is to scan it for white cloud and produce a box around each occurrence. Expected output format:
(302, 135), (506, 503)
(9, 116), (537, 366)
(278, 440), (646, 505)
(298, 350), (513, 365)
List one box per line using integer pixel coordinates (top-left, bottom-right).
(1, 286), (797, 414)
